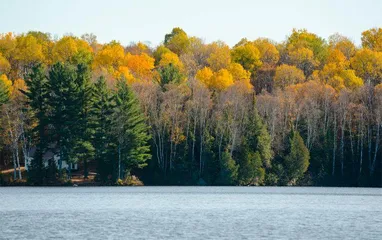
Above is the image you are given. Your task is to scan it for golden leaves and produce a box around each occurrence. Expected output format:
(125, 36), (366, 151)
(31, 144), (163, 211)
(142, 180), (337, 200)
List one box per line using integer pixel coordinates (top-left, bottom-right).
(0, 74), (12, 96)
(0, 53), (11, 73)
(125, 53), (155, 80)
(350, 48), (382, 84)
(159, 52), (183, 70)
(274, 64), (305, 89)
(94, 41), (125, 70)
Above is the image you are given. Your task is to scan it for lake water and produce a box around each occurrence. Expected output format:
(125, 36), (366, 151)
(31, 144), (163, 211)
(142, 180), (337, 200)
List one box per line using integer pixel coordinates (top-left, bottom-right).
(0, 187), (381, 239)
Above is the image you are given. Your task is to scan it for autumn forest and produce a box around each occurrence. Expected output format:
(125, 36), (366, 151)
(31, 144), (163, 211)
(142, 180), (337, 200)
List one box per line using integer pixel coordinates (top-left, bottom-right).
(0, 27), (381, 186)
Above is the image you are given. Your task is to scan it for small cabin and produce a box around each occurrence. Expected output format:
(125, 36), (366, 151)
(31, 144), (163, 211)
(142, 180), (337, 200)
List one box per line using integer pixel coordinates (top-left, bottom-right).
(25, 147), (78, 171)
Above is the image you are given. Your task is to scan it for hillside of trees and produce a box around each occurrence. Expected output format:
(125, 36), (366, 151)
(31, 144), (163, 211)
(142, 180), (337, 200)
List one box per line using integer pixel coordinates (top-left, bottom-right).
(0, 28), (381, 186)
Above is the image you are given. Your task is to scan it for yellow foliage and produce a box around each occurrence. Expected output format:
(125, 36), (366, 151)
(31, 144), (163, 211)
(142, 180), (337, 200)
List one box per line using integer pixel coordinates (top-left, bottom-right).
(318, 63), (363, 91)
(253, 39), (280, 65)
(327, 75), (345, 91)
(126, 42), (150, 55)
(196, 67), (214, 85)
(315, 65), (363, 91)
(12, 78), (26, 90)
(0, 53), (11, 73)
(320, 63), (340, 81)
(196, 67), (233, 91)
(288, 47), (318, 76)
(14, 35), (45, 64)
(0, 74), (12, 95)
(228, 63), (250, 81)
(339, 69), (363, 90)
(329, 34), (356, 59)
(159, 52), (183, 69)
(327, 49), (347, 67)
(361, 28), (382, 52)
(210, 69), (234, 91)
(137, 42), (149, 52)
(286, 29), (328, 63)
(274, 64), (305, 89)
(10, 78), (26, 98)
(153, 45), (172, 65)
(93, 41), (125, 70)
(52, 36), (92, 63)
(125, 53), (155, 79)
(289, 47), (315, 65)
(0, 33), (16, 59)
(308, 70), (321, 82)
(231, 42), (262, 72)
(164, 27), (190, 55)
(350, 48), (382, 84)
(207, 42), (231, 71)
(114, 66), (136, 84)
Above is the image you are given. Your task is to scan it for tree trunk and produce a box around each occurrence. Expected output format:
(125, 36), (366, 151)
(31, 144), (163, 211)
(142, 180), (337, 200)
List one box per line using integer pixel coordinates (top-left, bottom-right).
(348, 116), (355, 176)
(332, 112), (337, 176)
(199, 128), (203, 177)
(371, 123), (380, 176)
(359, 123), (364, 175)
(367, 124), (372, 174)
(16, 145), (22, 180)
(340, 116), (346, 177)
(118, 144), (121, 180)
(12, 151), (17, 180)
(192, 119), (196, 166)
(59, 140), (63, 178)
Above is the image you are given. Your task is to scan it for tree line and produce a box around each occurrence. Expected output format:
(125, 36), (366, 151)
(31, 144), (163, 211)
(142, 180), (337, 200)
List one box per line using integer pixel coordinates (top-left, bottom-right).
(0, 28), (381, 186)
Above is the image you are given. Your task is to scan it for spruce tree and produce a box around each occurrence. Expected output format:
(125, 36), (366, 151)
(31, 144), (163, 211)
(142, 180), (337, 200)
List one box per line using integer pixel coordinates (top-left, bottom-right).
(71, 63), (95, 178)
(285, 129), (310, 183)
(91, 76), (115, 182)
(237, 97), (272, 185)
(237, 142), (265, 185)
(24, 64), (50, 184)
(157, 63), (184, 89)
(112, 79), (151, 181)
(246, 102), (272, 168)
(217, 150), (239, 185)
(48, 62), (81, 178)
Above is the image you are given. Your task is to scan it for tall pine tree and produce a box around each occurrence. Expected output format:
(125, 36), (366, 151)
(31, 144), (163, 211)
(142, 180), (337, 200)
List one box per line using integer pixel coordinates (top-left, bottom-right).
(237, 96), (272, 185)
(91, 76), (115, 182)
(112, 79), (151, 181)
(24, 64), (50, 184)
(71, 63), (95, 179)
(284, 129), (310, 184)
(48, 62), (81, 178)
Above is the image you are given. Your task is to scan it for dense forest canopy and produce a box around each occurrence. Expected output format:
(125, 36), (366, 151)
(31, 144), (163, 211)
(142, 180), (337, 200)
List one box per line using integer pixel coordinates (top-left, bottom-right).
(0, 27), (381, 186)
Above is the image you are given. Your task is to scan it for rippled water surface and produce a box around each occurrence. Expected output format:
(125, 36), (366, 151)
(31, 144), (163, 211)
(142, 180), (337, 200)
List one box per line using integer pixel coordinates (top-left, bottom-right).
(0, 187), (381, 239)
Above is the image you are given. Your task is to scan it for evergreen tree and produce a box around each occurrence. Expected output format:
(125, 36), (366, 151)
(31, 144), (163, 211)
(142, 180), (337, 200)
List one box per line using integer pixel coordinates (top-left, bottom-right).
(237, 143), (265, 185)
(71, 63), (95, 178)
(91, 76), (115, 182)
(24, 64), (50, 184)
(284, 130), (310, 183)
(217, 150), (239, 185)
(247, 99), (272, 168)
(112, 79), (151, 181)
(48, 62), (81, 178)
(237, 97), (271, 185)
(157, 63), (184, 89)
